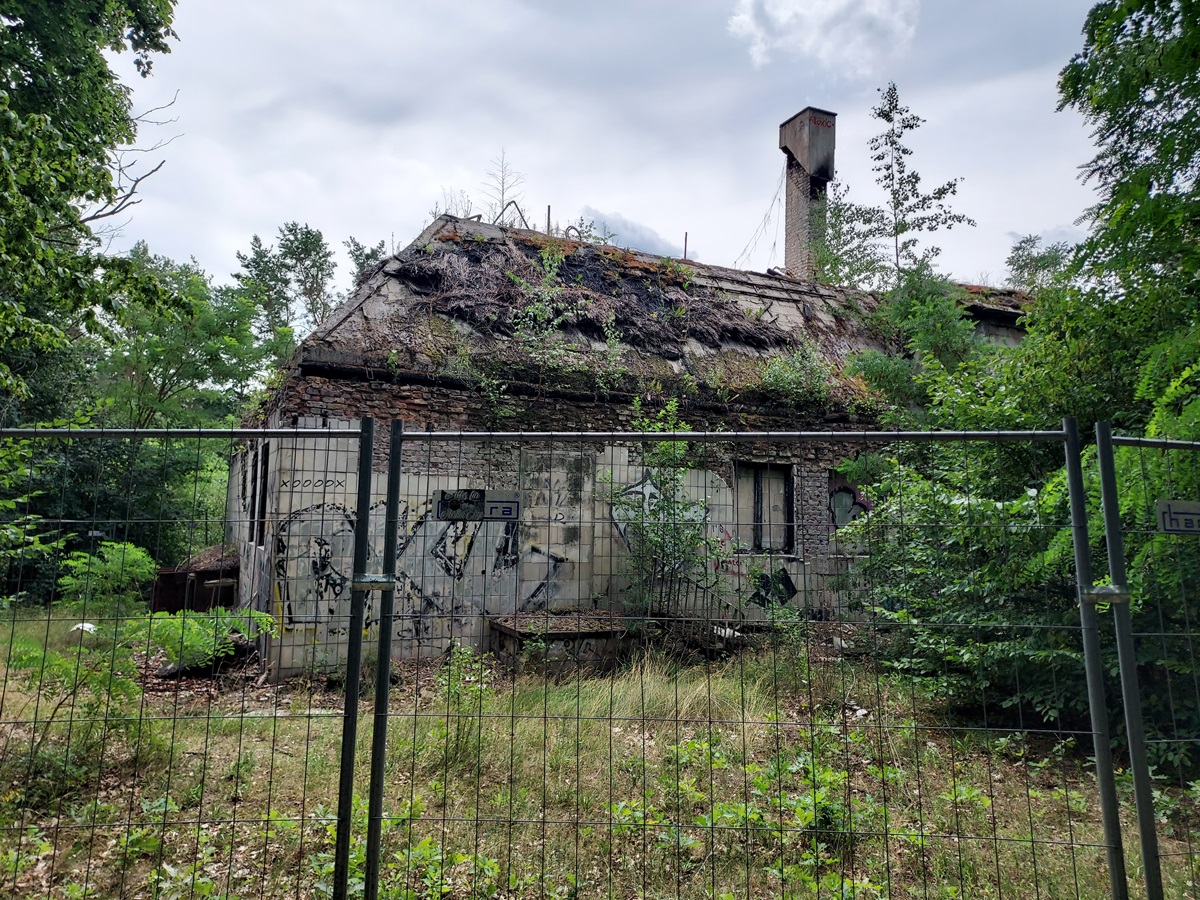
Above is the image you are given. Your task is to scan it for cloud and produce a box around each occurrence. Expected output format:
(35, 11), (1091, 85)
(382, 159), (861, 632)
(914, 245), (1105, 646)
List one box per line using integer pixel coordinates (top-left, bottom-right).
(579, 207), (689, 259)
(728, 0), (920, 75)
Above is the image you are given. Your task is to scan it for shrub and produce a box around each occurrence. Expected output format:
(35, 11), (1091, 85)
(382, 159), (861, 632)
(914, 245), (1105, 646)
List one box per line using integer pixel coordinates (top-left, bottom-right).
(606, 400), (732, 616)
(760, 342), (832, 409)
(125, 606), (278, 670)
(56, 541), (156, 612)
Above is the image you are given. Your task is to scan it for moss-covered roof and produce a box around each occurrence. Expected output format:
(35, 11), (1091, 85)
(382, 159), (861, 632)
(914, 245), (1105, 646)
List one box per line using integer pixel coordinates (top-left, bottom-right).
(284, 216), (1026, 418)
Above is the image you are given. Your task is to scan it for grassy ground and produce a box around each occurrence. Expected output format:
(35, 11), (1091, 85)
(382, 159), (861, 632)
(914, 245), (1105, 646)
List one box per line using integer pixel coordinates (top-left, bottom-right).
(1, 613), (1198, 900)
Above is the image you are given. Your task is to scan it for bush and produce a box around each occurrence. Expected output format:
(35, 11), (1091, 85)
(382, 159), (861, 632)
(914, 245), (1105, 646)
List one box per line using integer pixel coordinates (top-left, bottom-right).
(606, 400), (731, 616)
(840, 442), (1200, 774)
(760, 341), (832, 409)
(56, 540), (156, 612)
(125, 606), (278, 670)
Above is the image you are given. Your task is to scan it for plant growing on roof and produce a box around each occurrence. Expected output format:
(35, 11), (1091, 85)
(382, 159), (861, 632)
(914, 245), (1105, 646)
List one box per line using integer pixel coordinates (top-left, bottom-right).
(508, 241), (589, 376)
(759, 339), (833, 409)
(869, 82), (975, 282)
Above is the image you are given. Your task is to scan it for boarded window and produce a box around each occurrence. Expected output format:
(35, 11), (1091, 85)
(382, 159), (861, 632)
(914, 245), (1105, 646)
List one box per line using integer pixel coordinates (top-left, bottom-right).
(734, 463), (794, 552)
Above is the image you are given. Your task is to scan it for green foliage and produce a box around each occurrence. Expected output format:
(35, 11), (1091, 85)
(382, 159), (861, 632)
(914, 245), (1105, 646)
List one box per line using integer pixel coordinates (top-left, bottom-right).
(508, 241), (589, 375)
(2, 626), (145, 812)
(233, 222), (339, 363)
(0, 437), (67, 596)
(759, 340), (832, 409)
(126, 607), (278, 669)
(308, 794), (430, 899)
(869, 82), (975, 280)
(428, 644), (494, 768)
(14, 436), (228, 572)
(807, 181), (890, 291)
(847, 351), (923, 410)
(1059, 0), (1200, 290)
(607, 400), (730, 616)
(56, 541), (156, 611)
(0, 2), (177, 402)
(838, 456), (1088, 724)
(833, 2), (1200, 775)
(92, 244), (269, 429)
(1005, 235), (1073, 296)
(344, 236), (388, 286)
(848, 266), (983, 413)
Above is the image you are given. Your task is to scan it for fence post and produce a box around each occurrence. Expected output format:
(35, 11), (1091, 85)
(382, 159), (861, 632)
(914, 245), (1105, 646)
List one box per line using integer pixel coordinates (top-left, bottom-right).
(1095, 421), (1165, 900)
(1063, 417), (1129, 900)
(333, 417), (376, 900)
(364, 421), (404, 900)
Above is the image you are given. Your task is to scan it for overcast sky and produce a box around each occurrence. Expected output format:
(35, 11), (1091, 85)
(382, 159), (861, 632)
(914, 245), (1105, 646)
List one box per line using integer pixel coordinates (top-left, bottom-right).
(111, 0), (1100, 292)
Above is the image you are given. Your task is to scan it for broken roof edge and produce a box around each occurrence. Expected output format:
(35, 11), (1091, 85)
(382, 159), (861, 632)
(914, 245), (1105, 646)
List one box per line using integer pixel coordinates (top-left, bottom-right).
(399, 216), (1026, 313)
(299, 214), (1026, 367)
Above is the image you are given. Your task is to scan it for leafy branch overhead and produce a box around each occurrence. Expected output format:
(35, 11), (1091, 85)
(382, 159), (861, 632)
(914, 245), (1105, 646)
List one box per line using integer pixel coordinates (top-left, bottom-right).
(0, 1), (180, 403)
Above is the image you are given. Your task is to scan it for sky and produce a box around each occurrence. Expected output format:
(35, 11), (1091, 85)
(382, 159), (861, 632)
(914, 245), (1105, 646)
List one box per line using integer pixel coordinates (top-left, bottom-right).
(111, 0), (1101, 293)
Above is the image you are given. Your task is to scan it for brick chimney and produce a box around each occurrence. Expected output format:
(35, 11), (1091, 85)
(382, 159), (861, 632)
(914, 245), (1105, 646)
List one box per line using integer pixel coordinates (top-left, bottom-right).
(779, 107), (836, 280)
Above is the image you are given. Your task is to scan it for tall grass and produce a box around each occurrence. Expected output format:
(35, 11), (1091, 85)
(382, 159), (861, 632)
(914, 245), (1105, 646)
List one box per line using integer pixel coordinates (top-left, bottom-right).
(0, 625), (1196, 899)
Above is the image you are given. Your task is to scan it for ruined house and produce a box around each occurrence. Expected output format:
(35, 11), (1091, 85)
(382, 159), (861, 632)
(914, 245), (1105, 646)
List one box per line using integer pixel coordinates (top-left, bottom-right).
(228, 108), (1026, 679)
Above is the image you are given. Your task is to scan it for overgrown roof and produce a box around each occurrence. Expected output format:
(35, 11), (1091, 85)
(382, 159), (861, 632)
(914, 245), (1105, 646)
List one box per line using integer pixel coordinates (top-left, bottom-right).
(287, 216), (1025, 417)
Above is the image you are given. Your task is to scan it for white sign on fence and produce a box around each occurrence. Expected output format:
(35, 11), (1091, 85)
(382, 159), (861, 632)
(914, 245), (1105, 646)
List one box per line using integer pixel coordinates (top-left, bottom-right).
(1156, 499), (1200, 534)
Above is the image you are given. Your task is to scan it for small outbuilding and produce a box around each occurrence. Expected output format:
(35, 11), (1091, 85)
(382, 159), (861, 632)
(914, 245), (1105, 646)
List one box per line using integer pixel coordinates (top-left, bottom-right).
(227, 108), (1026, 679)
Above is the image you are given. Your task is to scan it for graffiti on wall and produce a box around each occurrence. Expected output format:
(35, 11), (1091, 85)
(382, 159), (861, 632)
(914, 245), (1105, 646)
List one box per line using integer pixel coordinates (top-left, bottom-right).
(274, 497), (575, 642)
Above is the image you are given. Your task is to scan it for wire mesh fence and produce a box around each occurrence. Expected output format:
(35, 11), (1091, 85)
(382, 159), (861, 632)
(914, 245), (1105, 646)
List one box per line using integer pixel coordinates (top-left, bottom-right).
(0, 422), (1195, 899)
(0, 427), (365, 900)
(1099, 430), (1200, 899)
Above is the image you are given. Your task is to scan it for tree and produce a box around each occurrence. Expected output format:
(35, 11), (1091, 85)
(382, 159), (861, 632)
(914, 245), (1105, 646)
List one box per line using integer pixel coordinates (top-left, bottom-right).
(0, 1), (177, 171)
(235, 233), (292, 338)
(95, 244), (266, 429)
(0, 2), (178, 403)
(481, 149), (530, 228)
(1004, 235), (1073, 296)
(807, 182), (889, 290)
(278, 221), (337, 327)
(1059, 0), (1200, 289)
(234, 222), (337, 362)
(869, 82), (975, 280)
(838, 3), (1200, 771)
(1054, 0), (1200, 431)
(344, 236), (387, 287)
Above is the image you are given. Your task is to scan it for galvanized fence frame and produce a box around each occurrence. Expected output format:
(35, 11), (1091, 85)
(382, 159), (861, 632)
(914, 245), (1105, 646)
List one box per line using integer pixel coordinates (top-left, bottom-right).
(340, 420), (1131, 900)
(4, 418), (1187, 899)
(0, 424), (371, 900)
(1093, 424), (1200, 900)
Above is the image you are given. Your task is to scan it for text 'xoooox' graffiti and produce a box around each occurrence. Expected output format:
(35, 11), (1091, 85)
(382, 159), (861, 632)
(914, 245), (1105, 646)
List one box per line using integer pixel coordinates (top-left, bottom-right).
(274, 500), (570, 638)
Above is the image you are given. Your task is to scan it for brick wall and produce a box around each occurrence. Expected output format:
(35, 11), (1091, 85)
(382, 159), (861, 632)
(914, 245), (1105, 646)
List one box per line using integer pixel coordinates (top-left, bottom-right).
(237, 371), (875, 677)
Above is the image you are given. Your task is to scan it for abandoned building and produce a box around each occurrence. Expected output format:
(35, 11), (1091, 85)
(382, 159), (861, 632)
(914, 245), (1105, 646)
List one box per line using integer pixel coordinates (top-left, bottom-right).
(227, 108), (1026, 679)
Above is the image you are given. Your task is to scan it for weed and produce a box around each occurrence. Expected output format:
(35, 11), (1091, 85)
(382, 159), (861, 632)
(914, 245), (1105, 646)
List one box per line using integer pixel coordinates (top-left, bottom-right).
(759, 339), (833, 409)
(427, 644), (494, 769)
(508, 242), (589, 375)
(1, 826), (51, 881)
(604, 400), (735, 617)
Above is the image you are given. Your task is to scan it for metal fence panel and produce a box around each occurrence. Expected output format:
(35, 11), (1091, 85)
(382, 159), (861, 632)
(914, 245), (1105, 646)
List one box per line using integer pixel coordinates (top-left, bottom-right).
(1096, 427), (1200, 900)
(0, 426), (366, 900)
(3, 423), (1176, 899)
